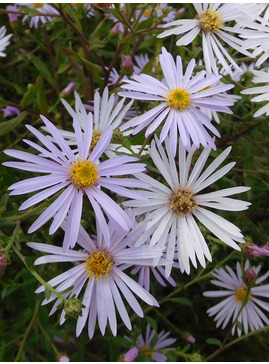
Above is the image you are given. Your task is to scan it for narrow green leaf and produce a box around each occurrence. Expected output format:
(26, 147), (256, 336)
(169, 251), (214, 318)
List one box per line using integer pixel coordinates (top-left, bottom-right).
(0, 111), (28, 136)
(206, 338), (222, 347)
(29, 55), (56, 88)
(169, 297), (193, 306)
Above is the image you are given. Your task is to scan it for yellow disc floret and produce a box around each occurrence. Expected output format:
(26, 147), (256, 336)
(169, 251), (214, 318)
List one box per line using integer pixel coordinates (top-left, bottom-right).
(90, 129), (102, 153)
(69, 159), (98, 189)
(33, 3), (43, 8)
(197, 9), (224, 34)
(167, 88), (190, 111)
(234, 286), (252, 303)
(84, 250), (114, 280)
(169, 188), (198, 215)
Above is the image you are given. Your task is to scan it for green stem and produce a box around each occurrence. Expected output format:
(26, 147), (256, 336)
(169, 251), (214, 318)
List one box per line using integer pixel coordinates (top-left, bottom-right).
(12, 245), (68, 304)
(204, 325), (269, 362)
(5, 218), (21, 251)
(37, 319), (59, 356)
(14, 300), (40, 362)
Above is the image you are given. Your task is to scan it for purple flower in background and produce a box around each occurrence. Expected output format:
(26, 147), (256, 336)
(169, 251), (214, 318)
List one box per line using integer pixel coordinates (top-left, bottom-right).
(2, 106), (20, 117)
(27, 222), (161, 338)
(6, 5), (19, 23)
(204, 260), (269, 336)
(3, 112), (148, 250)
(20, 3), (59, 28)
(61, 82), (75, 97)
(130, 324), (176, 362)
(120, 347), (139, 362)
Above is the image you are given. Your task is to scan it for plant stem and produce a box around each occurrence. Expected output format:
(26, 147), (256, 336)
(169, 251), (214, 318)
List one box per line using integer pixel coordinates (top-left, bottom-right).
(5, 218), (21, 252)
(37, 319), (59, 356)
(204, 325), (269, 362)
(14, 300), (40, 362)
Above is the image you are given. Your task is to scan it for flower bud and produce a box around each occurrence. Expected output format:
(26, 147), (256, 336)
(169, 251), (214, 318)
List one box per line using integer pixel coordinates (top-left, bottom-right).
(2, 106), (20, 118)
(121, 56), (134, 76)
(185, 332), (196, 343)
(60, 82), (75, 97)
(243, 268), (257, 286)
(176, 8), (186, 18)
(57, 353), (70, 362)
(119, 347), (139, 362)
(64, 297), (84, 319)
(0, 248), (11, 276)
(111, 22), (124, 36)
(6, 5), (19, 24)
(111, 129), (124, 144)
(189, 353), (203, 362)
(245, 244), (269, 258)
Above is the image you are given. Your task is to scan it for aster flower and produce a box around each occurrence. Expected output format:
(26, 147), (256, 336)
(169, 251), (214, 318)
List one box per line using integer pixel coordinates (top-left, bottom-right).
(27, 222), (161, 338)
(138, 3), (176, 25)
(157, 4), (263, 76)
(20, 3), (59, 28)
(6, 5), (19, 24)
(127, 324), (176, 362)
(59, 88), (142, 157)
(241, 69), (269, 117)
(119, 47), (234, 155)
(124, 137), (251, 275)
(3, 113), (148, 250)
(0, 26), (12, 57)
(203, 260), (269, 336)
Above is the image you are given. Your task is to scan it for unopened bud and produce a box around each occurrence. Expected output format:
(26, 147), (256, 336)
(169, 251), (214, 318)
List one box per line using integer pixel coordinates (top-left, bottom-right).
(60, 82), (75, 97)
(189, 353), (203, 362)
(244, 243), (269, 258)
(177, 7), (186, 16)
(119, 347), (139, 362)
(185, 332), (196, 343)
(243, 268), (257, 286)
(57, 353), (70, 362)
(122, 56), (134, 76)
(64, 297), (84, 319)
(0, 248), (11, 276)
(111, 22), (123, 36)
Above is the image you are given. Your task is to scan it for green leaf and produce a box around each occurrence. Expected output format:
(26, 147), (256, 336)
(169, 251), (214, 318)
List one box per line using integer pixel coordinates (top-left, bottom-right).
(169, 297), (193, 306)
(0, 111), (28, 136)
(29, 55), (56, 88)
(236, 320), (243, 331)
(44, 288), (51, 301)
(145, 315), (158, 331)
(206, 338), (222, 347)
(19, 5), (43, 16)
(56, 63), (70, 75)
(36, 75), (48, 114)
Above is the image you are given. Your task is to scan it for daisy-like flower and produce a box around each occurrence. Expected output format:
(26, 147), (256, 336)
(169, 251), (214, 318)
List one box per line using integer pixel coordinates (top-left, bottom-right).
(27, 222), (161, 338)
(124, 137), (251, 275)
(241, 69), (269, 117)
(3, 113), (148, 250)
(60, 88), (141, 157)
(20, 3), (59, 28)
(0, 26), (12, 57)
(2, 106), (20, 117)
(138, 3), (176, 25)
(203, 260), (269, 336)
(127, 324), (176, 362)
(119, 47), (234, 155)
(157, 4), (262, 76)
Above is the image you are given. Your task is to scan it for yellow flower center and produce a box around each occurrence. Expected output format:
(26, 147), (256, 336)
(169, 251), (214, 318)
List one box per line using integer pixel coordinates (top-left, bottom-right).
(167, 88), (190, 111)
(143, 9), (152, 17)
(142, 347), (154, 359)
(84, 250), (114, 280)
(69, 159), (98, 189)
(33, 3), (43, 8)
(234, 286), (252, 303)
(169, 188), (198, 215)
(90, 129), (102, 153)
(197, 9), (224, 34)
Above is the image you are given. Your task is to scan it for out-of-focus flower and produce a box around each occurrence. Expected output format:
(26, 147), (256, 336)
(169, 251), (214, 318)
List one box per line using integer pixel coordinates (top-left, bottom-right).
(3, 110), (148, 250)
(2, 106), (20, 117)
(60, 82), (75, 97)
(56, 354), (70, 362)
(129, 324), (176, 362)
(138, 3), (176, 25)
(245, 243), (269, 257)
(124, 137), (251, 275)
(203, 260), (269, 336)
(111, 22), (123, 35)
(0, 247), (11, 276)
(122, 56), (134, 76)
(119, 47), (234, 155)
(20, 3), (59, 28)
(241, 69), (269, 117)
(157, 4), (267, 76)
(0, 26), (12, 57)
(185, 332), (196, 343)
(27, 222), (161, 338)
(6, 5), (19, 23)
(119, 347), (139, 362)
